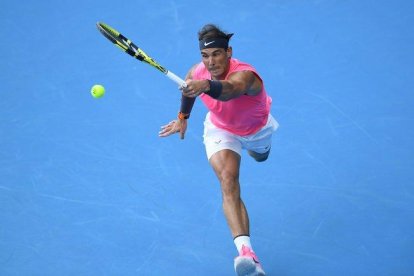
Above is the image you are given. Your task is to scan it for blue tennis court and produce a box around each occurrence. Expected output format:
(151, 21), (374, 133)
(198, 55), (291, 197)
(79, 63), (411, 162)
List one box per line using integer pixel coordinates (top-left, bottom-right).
(1, 0), (413, 275)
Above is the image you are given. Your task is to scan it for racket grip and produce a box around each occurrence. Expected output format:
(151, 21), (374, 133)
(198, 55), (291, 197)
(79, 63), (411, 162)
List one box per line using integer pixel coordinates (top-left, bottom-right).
(166, 71), (187, 88)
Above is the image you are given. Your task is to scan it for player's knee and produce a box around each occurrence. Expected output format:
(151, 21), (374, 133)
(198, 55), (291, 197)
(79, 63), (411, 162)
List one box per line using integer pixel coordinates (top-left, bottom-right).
(218, 169), (239, 184)
(220, 178), (239, 196)
(219, 174), (240, 198)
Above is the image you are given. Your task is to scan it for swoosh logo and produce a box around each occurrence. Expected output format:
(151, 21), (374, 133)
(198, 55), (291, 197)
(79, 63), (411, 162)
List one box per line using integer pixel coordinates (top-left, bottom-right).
(204, 41), (215, 46)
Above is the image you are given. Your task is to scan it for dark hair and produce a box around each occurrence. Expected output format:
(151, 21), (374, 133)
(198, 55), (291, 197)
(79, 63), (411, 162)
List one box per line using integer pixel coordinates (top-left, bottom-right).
(198, 24), (233, 41)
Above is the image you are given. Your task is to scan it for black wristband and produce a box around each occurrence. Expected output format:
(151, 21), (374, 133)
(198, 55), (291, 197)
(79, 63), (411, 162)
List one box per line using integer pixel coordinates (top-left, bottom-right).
(205, 80), (223, 99)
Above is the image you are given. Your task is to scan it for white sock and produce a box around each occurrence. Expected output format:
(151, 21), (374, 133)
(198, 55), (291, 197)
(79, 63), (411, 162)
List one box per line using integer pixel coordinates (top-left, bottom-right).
(234, 235), (253, 254)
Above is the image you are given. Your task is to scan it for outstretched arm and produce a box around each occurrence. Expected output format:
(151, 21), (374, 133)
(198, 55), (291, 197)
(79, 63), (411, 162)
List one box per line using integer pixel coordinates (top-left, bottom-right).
(158, 64), (198, 140)
(179, 64), (198, 117)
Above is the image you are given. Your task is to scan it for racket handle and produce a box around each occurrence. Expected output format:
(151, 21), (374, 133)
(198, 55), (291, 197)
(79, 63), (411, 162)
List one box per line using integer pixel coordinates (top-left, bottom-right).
(166, 71), (187, 88)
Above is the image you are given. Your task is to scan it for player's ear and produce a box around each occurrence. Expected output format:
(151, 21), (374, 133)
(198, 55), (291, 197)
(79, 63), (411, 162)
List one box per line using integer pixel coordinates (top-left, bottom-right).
(226, 47), (232, 59)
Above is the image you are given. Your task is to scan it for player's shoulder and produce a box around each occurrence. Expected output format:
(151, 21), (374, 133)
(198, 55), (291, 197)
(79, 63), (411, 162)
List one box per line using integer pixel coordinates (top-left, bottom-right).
(228, 58), (263, 84)
(191, 62), (209, 79)
(186, 63), (202, 79)
(230, 58), (255, 71)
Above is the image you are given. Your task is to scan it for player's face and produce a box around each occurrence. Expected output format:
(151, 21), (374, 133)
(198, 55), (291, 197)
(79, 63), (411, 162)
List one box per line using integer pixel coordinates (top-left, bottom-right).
(201, 47), (231, 80)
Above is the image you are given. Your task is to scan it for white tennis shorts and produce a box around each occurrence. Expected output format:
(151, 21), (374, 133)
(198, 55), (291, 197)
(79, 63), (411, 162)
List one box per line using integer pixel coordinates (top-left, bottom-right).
(203, 112), (279, 160)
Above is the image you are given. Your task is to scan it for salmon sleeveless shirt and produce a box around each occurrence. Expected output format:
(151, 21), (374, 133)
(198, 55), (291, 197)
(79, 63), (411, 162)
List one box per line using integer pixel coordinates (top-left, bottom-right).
(194, 58), (272, 136)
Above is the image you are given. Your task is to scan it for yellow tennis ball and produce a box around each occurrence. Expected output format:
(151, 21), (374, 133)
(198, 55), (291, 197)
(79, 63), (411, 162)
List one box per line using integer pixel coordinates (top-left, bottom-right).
(91, 84), (105, 98)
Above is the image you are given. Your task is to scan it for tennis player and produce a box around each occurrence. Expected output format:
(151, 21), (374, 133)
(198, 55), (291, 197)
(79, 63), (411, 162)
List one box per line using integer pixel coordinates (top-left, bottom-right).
(159, 24), (278, 276)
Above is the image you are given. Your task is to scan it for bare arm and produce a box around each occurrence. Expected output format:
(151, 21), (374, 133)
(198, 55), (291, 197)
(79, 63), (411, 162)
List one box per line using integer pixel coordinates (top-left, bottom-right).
(218, 70), (262, 101)
(182, 70), (262, 101)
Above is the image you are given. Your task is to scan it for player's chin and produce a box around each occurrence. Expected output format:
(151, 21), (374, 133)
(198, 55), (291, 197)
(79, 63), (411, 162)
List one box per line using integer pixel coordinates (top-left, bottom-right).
(209, 68), (223, 79)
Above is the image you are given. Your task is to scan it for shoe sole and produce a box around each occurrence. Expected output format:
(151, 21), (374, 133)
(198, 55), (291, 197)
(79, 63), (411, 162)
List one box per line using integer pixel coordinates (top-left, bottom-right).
(234, 256), (265, 276)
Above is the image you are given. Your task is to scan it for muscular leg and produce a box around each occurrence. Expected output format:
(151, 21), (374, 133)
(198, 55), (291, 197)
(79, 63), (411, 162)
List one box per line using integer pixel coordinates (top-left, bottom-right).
(209, 149), (249, 237)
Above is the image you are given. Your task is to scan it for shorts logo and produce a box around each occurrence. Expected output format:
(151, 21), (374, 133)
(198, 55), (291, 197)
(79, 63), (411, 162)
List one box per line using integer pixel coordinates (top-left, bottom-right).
(214, 139), (222, 144)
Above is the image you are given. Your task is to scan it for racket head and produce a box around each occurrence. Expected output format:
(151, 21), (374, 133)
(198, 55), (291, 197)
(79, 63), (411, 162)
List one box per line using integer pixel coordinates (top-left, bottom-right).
(96, 22), (141, 58)
(96, 22), (167, 73)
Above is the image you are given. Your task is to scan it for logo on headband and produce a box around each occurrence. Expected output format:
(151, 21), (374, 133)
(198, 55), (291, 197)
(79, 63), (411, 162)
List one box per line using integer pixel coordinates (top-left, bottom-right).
(204, 41), (215, 46)
(199, 37), (229, 50)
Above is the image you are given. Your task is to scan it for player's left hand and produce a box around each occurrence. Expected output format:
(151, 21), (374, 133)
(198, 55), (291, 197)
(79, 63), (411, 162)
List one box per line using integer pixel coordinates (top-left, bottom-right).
(159, 119), (188, 139)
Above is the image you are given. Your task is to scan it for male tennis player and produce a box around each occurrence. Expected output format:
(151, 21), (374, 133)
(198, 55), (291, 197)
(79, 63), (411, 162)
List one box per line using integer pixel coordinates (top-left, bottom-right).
(159, 24), (278, 276)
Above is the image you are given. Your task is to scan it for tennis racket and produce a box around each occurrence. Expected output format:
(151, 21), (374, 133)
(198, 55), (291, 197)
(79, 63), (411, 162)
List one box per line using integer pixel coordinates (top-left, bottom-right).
(96, 22), (186, 88)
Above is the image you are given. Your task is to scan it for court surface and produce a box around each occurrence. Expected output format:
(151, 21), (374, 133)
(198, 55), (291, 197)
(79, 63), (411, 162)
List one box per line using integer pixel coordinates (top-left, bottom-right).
(1, 0), (413, 275)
